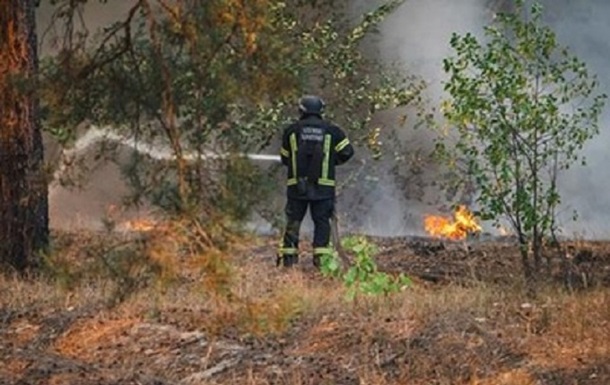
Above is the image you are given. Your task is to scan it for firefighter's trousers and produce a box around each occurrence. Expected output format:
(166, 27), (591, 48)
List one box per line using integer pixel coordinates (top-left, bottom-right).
(279, 198), (334, 267)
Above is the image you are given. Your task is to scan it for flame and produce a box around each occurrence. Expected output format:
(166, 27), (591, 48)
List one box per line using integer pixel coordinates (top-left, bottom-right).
(424, 205), (482, 241)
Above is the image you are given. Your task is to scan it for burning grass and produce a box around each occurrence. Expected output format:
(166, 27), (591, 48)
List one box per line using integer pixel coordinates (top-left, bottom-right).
(424, 205), (483, 240)
(0, 227), (609, 384)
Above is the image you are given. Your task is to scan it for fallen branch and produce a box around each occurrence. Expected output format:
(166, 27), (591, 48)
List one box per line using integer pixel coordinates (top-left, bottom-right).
(179, 358), (240, 384)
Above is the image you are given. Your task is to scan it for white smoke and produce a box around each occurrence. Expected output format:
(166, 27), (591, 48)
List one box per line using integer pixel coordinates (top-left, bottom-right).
(536, 0), (610, 239)
(342, 0), (493, 237)
(350, 0), (610, 239)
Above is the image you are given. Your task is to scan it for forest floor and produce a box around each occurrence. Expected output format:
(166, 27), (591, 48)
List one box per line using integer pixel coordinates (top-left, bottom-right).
(1, 229), (609, 385)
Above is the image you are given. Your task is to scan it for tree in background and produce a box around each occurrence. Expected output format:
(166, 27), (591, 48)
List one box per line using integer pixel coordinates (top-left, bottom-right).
(39, 0), (424, 230)
(0, 0), (49, 272)
(438, 0), (607, 281)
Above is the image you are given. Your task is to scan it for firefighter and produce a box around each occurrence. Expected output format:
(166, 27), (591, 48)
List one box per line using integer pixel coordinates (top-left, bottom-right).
(278, 95), (354, 268)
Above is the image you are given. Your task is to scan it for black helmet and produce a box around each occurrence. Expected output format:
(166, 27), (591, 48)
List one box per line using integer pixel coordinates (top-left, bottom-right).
(299, 95), (325, 115)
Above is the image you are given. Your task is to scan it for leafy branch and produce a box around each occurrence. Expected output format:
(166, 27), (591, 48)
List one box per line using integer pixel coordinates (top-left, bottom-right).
(320, 236), (411, 301)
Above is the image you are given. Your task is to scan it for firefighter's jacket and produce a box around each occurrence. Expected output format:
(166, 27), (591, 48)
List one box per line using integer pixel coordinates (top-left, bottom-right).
(280, 115), (354, 200)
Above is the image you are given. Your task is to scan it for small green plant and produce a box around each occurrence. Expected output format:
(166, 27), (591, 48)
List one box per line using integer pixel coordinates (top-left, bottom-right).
(319, 251), (342, 278)
(321, 236), (411, 301)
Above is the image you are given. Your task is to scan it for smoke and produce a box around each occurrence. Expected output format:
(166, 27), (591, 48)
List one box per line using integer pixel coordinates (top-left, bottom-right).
(36, 0), (139, 55)
(38, 1), (610, 239)
(535, 0), (610, 239)
(347, 0), (610, 239)
(340, 0), (491, 237)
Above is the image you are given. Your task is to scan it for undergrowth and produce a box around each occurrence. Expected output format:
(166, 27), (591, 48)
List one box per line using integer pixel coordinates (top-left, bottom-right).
(39, 216), (238, 308)
(320, 235), (412, 301)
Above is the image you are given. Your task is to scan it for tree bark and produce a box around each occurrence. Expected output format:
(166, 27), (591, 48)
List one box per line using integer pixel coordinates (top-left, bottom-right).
(0, 0), (49, 272)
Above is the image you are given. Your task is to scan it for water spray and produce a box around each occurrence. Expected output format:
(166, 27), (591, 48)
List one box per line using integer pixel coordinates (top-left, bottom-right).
(57, 126), (282, 163)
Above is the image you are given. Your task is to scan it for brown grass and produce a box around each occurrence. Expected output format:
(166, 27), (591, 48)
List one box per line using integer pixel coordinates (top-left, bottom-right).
(476, 369), (538, 385)
(53, 316), (141, 361)
(525, 288), (610, 368)
(1, 228), (609, 385)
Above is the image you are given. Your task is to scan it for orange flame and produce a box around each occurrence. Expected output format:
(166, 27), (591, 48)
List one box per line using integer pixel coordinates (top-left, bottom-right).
(424, 205), (482, 241)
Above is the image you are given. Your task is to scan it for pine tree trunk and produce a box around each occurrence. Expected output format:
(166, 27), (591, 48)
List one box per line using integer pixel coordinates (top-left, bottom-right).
(0, 0), (49, 272)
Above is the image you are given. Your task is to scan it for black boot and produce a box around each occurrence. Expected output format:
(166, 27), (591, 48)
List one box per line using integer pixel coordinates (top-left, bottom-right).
(313, 254), (322, 269)
(279, 254), (298, 268)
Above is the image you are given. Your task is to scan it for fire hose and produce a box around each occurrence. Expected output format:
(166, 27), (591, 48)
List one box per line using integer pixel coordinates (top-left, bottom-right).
(59, 126), (350, 265)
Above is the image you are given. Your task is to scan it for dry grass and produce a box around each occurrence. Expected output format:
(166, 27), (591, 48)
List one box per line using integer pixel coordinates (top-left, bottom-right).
(476, 369), (538, 385)
(53, 316), (141, 360)
(1, 228), (609, 384)
(0, 269), (112, 327)
(524, 288), (610, 368)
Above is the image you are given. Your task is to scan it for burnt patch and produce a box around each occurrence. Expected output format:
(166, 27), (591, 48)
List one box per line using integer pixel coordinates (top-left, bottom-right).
(535, 360), (610, 385)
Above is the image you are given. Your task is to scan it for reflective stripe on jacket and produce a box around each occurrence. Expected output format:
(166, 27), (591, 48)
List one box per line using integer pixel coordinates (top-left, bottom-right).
(280, 114), (354, 200)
